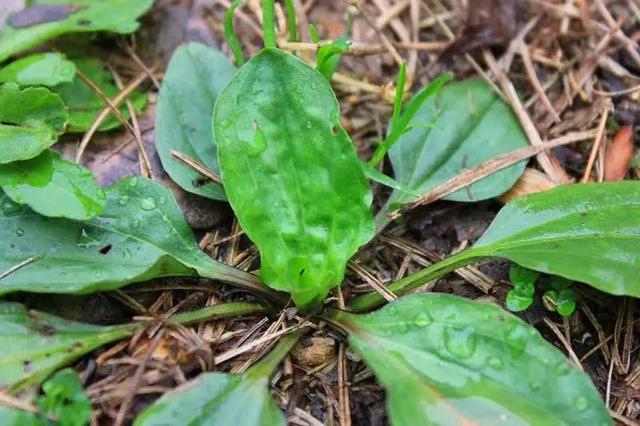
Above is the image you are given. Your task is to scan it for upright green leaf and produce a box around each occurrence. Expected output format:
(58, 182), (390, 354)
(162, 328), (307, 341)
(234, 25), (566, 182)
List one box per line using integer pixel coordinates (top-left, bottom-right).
(214, 48), (374, 308)
(0, 302), (133, 391)
(0, 177), (255, 296)
(386, 79), (528, 207)
(1, 150), (106, 220)
(0, 0), (154, 62)
(0, 52), (75, 86)
(0, 83), (67, 164)
(156, 43), (235, 201)
(53, 58), (147, 132)
(351, 182), (640, 311)
(333, 293), (611, 426)
(134, 331), (301, 426)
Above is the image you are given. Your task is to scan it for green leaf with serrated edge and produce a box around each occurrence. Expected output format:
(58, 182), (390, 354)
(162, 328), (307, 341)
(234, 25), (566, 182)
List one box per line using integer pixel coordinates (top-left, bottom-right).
(53, 58), (147, 132)
(332, 293), (611, 426)
(214, 48), (374, 308)
(384, 79), (528, 209)
(1, 150), (105, 220)
(0, 83), (67, 164)
(0, 0), (153, 63)
(156, 43), (235, 201)
(350, 182), (640, 312)
(0, 301), (265, 391)
(0, 52), (75, 86)
(0, 177), (259, 296)
(133, 331), (301, 426)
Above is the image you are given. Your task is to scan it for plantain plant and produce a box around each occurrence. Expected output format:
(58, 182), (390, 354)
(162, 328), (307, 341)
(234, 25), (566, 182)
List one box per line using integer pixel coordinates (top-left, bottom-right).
(0, 1), (638, 425)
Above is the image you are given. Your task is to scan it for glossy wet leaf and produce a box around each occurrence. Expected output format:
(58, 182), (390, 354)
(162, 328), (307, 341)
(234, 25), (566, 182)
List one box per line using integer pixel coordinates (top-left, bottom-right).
(134, 372), (284, 426)
(386, 79), (528, 207)
(156, 43), (235, 201)
(0, 302), (133, 391)
(214, 48), (374, 307)
(0, 0), (153, 63)
(351, 182), (640, 312)
(134, 331), (301, 426)
(1, 150), (105, 220)
(53, 58), (147, 132)
(0, 52), (75, 86)
(334, 293), (611, 426)
(0, 177), (249, 295)
(468, 181), (640, 297)
(0, 83), (67, 164)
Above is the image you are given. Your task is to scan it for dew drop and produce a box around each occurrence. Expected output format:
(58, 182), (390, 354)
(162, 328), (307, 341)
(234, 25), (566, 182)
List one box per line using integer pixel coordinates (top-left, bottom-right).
(555, 361), (571, 376)
(15, 228), (24, 237)
(221, 119), (232, 128)
(96, 188), (106, 200)
(132, 219), (141, 228)
(305, 121), (312, 129)
(396, 322), (409, 333)
(414, 312), (432, 327)
(161, 215), (169, 223)
(487, 357), (504, 370)
(95, 270), (103, 278)
(118, 196), (129, 206)
(140, 198), (156, 211)
(128, 177), (138, 187)
(159, 196), (166, 205)
(248, 122), (267, 156)
(386, 305), (398, 316)
(529, 380), (542, 391)
(444, 326), (477, 359)
(575, 396), (588, 411)
(504, 325), (529, 358)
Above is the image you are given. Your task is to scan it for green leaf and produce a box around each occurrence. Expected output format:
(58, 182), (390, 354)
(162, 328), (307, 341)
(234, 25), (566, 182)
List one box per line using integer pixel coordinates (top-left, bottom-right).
(37, 369), (91, 426)
(214, 48), (374, 308)
(0, 177), (252, 296)
(0, 83), (68, 164)
(52, 58), (147, 132)
(0, 301), (264, 391)
(0, 302), (133, 391)
(133, 331), (301, 426)
(362, 161), (420, 197)
(0, 405), (42, 425)
(156, 43), (235, 201)
(386, 79), (528, 206)
(350, 182), (640, 312)
(0, 0), (153, 63)
(0, 52), (76, 86)
(509, 264), (539, 286)
(1, 150), (106, 220)
(333, 293), (611, 426)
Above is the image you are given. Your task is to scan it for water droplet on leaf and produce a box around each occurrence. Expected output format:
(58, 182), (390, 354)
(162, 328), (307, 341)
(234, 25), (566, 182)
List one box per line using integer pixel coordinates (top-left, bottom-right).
(15, 228), (24, 237)
(444, 326), (477, 359)
(128, 177), (138, 187)
(118, 196), (129, 206)
(140, 198), (156, 211)
(575, 396), (588, 411)
(487, 357), (504, 370)
(414, 312), (432, 327)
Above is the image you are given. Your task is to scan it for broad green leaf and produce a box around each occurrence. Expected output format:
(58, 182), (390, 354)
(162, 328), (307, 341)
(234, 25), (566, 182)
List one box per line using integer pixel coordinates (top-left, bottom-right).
(214, 48), (374, 308)
(1, 150), (106, 220)
(0, 0), (153, 63)
(53, 58), (147, 132)
(350, 182), (640, 312)
(0, 301), (266, 391)
(134, 331), (301, 426)
(0, 52), (75, 86)
(468, 182), (640, 297)
(0, 302), (133, 391)
(0, 83), (67, 164)
(386, 79), (528, 207)
(156, 43), (235, 201)
(333, 293), (611, 426)
(0, 177), (251, 296)
(36, 369), (91, 426)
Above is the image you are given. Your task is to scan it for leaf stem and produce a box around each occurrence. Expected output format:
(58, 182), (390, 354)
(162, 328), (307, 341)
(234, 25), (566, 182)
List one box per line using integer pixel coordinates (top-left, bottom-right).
(262, 0), (277, 48)
(169, 302), (269, 325)
(224, 0), (246, 66)
(348, 249), (483, 312)
(284, 0), (298, 42)
(248, 329), (305, 377)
